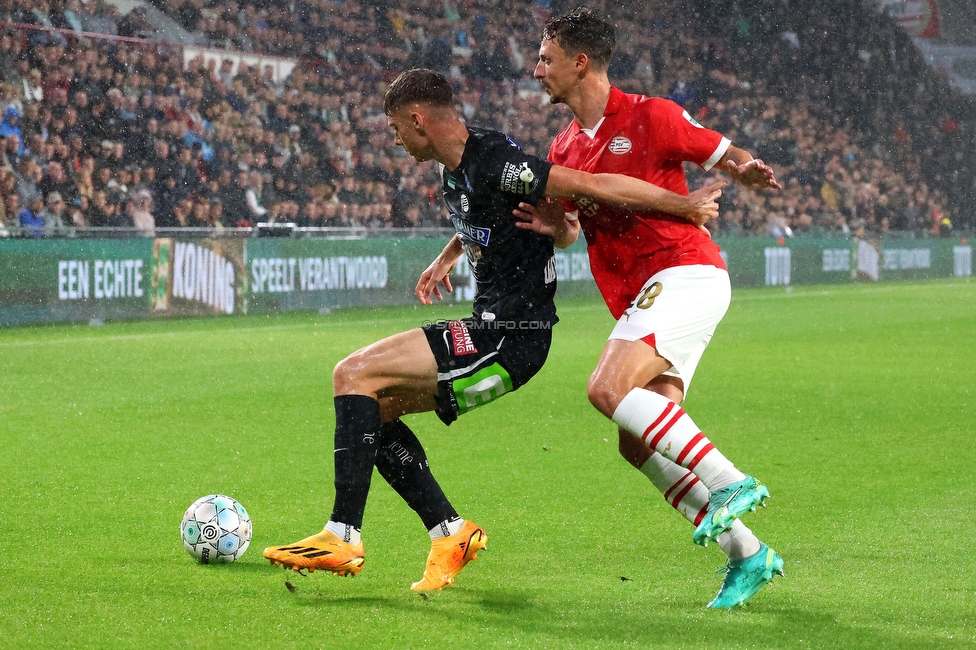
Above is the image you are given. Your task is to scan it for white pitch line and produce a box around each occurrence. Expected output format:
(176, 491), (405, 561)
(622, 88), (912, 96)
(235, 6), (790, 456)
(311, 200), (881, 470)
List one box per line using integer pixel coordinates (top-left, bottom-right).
(729, 280), (973, 302)
(1, 280), (971, 347)
(0, 317), (415, 348)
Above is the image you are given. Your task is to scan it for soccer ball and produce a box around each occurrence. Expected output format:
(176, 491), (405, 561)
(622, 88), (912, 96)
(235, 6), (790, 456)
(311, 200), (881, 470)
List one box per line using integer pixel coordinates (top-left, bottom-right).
(180, 494), (252, 564)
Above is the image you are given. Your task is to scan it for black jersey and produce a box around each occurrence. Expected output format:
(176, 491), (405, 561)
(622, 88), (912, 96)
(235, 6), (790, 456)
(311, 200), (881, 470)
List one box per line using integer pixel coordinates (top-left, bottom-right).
(441, 127), (558, 325)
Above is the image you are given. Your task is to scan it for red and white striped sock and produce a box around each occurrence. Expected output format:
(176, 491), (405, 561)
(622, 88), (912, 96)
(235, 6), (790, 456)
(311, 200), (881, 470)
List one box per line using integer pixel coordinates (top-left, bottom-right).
(613, 388), (745, 490)
(639, 452), (760, 560)
(639, 451), (709, 523)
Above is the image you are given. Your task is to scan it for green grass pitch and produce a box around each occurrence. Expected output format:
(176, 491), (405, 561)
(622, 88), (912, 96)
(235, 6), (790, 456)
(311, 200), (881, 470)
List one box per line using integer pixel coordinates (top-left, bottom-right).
(0, 279), (973, 649)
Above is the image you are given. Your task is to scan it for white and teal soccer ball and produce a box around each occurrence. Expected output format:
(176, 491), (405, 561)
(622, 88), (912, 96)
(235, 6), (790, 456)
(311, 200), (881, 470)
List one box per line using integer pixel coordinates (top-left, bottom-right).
(180, 494), (252, 564)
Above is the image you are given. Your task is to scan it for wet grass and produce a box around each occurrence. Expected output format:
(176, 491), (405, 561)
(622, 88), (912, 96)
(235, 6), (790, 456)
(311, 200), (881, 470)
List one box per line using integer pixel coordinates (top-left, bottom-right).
(0, 279), (973, 648)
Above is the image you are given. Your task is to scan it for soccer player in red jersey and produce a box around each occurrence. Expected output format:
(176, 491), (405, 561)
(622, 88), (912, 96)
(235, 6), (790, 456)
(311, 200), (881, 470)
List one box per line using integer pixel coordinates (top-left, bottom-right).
(263, 68), (728, 592)
(518, 7), (785, 608)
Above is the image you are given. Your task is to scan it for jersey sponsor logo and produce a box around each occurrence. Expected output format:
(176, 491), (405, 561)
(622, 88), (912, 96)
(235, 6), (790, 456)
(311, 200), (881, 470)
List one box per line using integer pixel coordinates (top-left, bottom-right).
(460, 193), (470, 214)
(451, 215), (491, 246)
(500, 161), (538, 195)
(608, 136), (632, 154)
(575, 197), (600, 218)
(463, 242), (483, 263)
(544, 255), (556, 284)
(452, 362), (514, 414)
(682, 110), (704, 129)
(448, 320), (478, 356)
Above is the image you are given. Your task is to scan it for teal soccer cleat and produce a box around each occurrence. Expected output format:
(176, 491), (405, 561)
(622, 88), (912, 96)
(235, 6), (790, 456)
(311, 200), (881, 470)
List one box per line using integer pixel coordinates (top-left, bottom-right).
(707, 543), (784, 609)
(693, 475), (770, 546)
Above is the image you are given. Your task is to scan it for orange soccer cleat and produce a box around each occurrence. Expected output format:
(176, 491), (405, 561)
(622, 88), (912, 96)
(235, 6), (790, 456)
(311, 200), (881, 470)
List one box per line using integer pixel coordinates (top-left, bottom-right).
(410, 520), (487, 591)
(263, 529), (365, 576)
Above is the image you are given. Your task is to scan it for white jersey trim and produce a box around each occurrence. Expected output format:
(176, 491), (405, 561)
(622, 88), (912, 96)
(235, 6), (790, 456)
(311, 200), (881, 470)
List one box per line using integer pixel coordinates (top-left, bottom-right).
(701, 137), (731, 172)
(580, 116), (606, 139)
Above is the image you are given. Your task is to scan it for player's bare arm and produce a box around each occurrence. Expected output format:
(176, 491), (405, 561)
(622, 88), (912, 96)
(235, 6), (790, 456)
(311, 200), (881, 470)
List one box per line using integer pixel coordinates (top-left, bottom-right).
(515, 172), (724, 239)
(720, 146), (783, 191)
(545, 166), (726, 221)
(516, 176), (723, 241)
(415, 233), (463, 304)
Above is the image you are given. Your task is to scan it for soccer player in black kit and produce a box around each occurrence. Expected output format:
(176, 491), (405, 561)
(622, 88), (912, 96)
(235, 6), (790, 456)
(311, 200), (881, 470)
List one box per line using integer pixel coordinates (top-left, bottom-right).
(263, 68), (727, 590)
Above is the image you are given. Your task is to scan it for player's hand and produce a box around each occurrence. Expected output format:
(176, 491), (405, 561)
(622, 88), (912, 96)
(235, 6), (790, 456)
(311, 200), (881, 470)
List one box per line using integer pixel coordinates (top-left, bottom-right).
(415, 261), (455, 304)
(725, 158), (783, 191)
(513, 199), (568, 237)
(681, 179), (727, 226)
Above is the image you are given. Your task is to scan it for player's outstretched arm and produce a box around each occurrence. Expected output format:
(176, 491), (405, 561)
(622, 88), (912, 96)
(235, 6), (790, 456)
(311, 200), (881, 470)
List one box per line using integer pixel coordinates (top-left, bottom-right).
(544, 165), (727, 225)
(415, 234), (463, 304)
(719, 146), (783, 191)
(513, 198), (580, 248)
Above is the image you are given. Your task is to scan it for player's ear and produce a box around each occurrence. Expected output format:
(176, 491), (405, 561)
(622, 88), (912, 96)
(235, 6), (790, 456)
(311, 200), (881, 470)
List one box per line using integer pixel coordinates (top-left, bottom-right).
(575, 51), (589, 72)
(410, 110), (426, 133)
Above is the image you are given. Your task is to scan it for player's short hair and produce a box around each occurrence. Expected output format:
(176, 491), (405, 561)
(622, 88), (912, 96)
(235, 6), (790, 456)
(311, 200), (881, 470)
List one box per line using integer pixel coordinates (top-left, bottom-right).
(542, 7), (615, 70)
(384, 69), (454, 115)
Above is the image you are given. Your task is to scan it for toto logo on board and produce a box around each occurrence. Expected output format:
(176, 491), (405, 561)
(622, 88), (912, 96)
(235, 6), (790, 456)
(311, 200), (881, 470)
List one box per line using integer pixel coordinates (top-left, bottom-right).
(608, 136), (632, 154)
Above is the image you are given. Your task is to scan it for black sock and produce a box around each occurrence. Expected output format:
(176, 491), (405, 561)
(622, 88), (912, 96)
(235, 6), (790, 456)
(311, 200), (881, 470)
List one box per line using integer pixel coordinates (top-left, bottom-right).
(329, 394), (382, 529)
(374, 419), (459, 531)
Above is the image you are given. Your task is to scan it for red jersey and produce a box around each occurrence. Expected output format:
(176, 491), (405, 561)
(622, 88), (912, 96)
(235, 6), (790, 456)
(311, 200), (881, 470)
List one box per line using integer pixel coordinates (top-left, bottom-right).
(548, 87), (729, 319)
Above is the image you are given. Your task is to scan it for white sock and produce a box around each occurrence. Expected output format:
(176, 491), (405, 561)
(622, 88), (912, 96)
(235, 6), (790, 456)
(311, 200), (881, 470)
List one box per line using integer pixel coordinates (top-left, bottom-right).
(716, 520), (762, 561)
(325, 520), (361, 546)
(639, 452), (761, 560)
(614, 388), (745, 490)
(429, 517), (464, 541)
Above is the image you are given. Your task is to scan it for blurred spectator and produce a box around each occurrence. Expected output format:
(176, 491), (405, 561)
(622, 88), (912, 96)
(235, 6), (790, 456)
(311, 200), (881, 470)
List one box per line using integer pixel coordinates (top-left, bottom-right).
(221, 170), (250, 227)
(190, 198), (210, 228)
(86, 189), (115, 227)
(108, 195), (136, 229)
(23, 69), (44, 103)
(39, 161), (76, 205)
(245, 170), (267, 221)
(40, 190), (71, 235)
(14, 158), (42, 206)
(3, 193), (21, 235)
(19, 195), (45, 237)
(131, 188), (154, 236)
(209, 198), (225, 228)
(0, 107), (24, 154)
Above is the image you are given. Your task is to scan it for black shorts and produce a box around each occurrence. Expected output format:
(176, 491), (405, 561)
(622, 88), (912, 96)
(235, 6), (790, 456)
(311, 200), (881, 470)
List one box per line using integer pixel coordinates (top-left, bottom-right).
(422, 317), (553, 425)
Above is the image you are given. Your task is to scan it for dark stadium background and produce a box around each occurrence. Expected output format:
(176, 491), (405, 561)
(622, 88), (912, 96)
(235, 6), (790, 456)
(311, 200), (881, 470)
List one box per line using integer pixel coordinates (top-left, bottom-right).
(2, 0), (975, 240)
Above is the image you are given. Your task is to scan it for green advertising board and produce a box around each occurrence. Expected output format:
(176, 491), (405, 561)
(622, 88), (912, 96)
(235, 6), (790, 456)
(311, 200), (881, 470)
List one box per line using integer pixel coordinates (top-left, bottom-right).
(714, 236), (972, 287)
(0, 238), (154, 326)
(245, 237), (444, 313)
(0, 236), (460, 326)
(0, 235), (970, 327)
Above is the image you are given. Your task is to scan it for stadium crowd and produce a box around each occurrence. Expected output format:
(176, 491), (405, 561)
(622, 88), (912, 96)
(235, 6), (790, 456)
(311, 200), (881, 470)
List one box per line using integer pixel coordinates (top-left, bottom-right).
(0, 0), (970, 237)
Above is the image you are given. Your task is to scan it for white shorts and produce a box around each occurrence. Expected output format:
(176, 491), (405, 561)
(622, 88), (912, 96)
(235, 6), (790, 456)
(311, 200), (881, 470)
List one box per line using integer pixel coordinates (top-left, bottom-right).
(609, 265), (731, 395)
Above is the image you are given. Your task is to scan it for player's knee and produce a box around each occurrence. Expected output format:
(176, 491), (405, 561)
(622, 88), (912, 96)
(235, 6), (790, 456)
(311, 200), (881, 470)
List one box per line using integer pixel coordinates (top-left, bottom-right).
(332, 351), (368, 395)
(586, 370), (621, 419)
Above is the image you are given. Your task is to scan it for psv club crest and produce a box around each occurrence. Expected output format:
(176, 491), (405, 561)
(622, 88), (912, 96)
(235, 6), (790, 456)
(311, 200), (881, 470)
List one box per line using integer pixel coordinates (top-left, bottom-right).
(608, 136), (632, 154)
